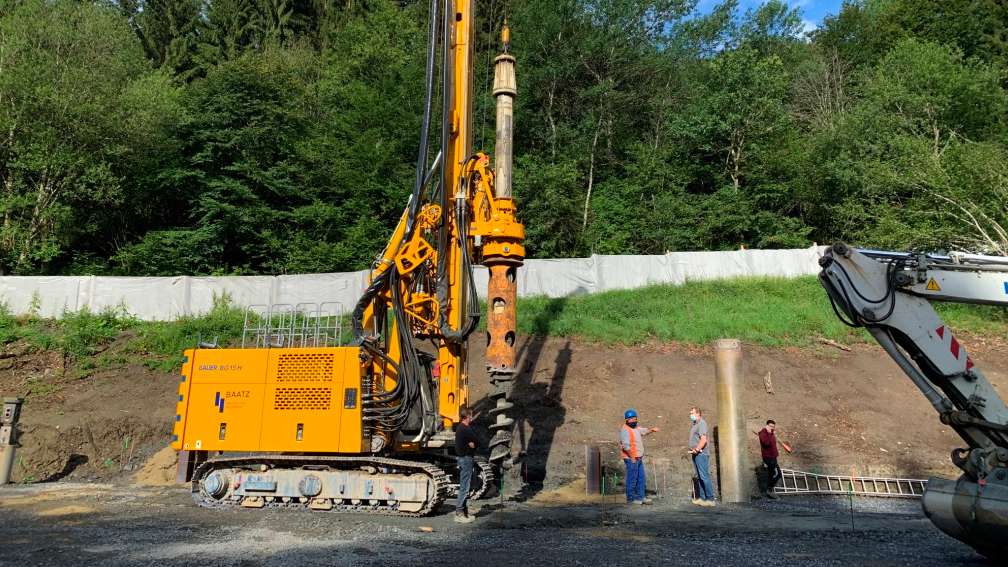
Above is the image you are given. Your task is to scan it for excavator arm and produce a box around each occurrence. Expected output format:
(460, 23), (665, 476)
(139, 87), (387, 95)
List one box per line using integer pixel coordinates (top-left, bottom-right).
(819, 243), (1008, 558)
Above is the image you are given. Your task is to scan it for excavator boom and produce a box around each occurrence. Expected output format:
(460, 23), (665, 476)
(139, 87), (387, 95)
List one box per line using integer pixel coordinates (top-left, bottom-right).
(819, 243), (1008, 558)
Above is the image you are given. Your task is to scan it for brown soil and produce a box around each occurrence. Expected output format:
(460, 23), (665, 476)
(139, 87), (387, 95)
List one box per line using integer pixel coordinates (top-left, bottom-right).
(0, 339), (175, 483)
(477, 333), (1008, 495)
(1, 333), (1005, 492)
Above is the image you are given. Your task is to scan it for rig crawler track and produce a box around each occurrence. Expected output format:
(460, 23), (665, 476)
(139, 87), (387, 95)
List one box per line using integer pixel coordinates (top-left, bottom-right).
(191, 455), (451, 517)
(446, 456), (495, 500)
(191, 454), (494, 517)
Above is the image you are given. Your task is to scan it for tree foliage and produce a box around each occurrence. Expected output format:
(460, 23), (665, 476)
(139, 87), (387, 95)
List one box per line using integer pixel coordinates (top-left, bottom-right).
(1, 0), (1007, 275)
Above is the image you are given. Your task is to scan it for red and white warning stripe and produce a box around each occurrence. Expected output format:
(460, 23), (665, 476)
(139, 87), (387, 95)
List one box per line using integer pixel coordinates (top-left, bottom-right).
(935, 325), (974, 371)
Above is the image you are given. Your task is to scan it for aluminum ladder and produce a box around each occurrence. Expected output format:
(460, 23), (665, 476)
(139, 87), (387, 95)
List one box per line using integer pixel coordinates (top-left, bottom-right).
(776, 468), (927, 498)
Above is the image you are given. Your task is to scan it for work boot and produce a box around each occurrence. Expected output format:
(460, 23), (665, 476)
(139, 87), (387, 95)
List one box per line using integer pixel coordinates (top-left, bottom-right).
(628, 500), (643, 505)
(691, 498), (703, 506)
(765, 490), (779, 500)
(640, 498), (654, 505)
(454, 510), (475, 524)
(699, 499), (716, 507)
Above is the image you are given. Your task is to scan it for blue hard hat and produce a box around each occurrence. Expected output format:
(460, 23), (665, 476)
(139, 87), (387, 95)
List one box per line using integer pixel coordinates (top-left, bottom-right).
(624, 408), (638, 420)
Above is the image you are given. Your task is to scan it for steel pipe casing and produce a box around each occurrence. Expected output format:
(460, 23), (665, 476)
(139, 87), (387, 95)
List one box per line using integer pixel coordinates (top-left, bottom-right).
(715, 339), (750, 502)
(492, 54), (515, 199)
(0, 443), (15, 485)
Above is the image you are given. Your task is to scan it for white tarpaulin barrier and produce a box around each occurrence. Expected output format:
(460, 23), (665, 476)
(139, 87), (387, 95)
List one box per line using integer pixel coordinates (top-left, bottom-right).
(0, 246), (826, 320)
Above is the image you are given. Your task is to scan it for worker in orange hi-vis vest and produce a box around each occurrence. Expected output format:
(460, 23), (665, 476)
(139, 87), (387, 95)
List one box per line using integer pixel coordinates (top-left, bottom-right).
(620, 409), (659, 505)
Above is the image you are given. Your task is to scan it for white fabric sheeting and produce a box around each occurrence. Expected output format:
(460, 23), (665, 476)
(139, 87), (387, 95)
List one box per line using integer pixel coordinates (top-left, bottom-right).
(188, 276), (274, 317)
(274, 272), (367, 314)
(85, 276), (183, 320)
(0, 276), (82, 317)
(0, 246), (826, 320)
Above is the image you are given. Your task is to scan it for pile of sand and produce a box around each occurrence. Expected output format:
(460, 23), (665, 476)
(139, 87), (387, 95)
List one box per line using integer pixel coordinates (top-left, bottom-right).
(532, 478), (604, 505)
(132, 446), (177, 486)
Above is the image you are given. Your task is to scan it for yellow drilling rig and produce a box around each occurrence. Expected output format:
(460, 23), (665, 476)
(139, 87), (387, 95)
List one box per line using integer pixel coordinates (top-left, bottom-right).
(170, 1), (524, 516)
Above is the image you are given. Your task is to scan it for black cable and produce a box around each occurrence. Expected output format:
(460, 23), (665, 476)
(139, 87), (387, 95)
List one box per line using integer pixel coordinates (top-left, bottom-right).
(353, 0), (442, 346)
(436, 160), (482, 343)
(826, 292), (860, 329)
(834, 259), (894, 305)
(829, 259), (903, 325)
(405, 0), (442, 238)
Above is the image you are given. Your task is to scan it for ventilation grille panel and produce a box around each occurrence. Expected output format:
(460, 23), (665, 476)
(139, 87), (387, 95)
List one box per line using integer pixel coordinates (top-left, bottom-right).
(273, 387), (332, 411)
(276, 353), (334, 382)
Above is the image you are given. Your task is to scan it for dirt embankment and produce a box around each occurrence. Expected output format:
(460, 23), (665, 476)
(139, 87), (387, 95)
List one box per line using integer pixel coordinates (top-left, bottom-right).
(476, 334), (1008, 494)
(0, 339), (176, 483)
(0, 333), (1004, 490)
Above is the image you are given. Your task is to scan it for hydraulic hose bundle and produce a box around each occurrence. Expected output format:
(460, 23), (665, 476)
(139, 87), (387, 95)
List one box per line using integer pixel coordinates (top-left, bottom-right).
(353, 0), (478, 443)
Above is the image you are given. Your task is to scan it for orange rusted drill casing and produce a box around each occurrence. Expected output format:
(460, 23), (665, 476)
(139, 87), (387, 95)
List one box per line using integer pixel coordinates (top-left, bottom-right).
(486, 264), (518, 369)
(172, 347), (365, 454)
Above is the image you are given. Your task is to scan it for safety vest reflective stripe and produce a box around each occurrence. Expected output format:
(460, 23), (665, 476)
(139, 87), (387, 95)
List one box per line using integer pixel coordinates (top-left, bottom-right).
(621, 424), (639, 459)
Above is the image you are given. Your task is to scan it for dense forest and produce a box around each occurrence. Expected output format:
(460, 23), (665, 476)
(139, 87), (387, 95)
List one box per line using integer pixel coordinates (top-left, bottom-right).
(0, 0), (1006, 276)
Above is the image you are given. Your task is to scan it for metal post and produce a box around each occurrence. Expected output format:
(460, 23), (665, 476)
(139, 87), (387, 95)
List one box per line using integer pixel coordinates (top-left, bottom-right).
(585, 445), (600, 494)
(1, 397), (24, 485)
(714, 339), (749, 502)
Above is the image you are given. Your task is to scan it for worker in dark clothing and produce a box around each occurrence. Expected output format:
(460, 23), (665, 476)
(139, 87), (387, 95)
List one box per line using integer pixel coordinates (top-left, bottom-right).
(757, 419), (792, 499)
(454, 407), (479, 523)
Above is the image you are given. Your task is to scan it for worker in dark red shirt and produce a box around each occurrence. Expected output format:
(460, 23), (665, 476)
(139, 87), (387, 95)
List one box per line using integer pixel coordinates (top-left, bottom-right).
(757, 419), (792, 499)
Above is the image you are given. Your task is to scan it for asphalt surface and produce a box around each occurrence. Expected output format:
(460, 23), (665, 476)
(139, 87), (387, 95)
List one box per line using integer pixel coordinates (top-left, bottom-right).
(0, 482), (996, 566)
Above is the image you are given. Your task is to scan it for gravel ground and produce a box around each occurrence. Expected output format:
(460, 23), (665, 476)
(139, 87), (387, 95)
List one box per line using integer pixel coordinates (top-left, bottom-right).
(0, 483), (996, 567)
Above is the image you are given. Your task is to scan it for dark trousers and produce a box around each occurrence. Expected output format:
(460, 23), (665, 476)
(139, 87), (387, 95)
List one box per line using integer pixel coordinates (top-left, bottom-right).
(456, 455), (473, 511)
(763, 457), (781, 490)
(623, 458), (646, 502)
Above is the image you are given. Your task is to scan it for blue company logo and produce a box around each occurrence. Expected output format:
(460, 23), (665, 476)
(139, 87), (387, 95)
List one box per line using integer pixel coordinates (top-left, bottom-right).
(213, 392), (225, 413)
(1004, 282), (1008, 295)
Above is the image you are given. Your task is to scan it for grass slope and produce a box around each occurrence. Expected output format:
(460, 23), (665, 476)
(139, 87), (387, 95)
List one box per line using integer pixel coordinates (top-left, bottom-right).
(0, 277), (1004, 381)
(518, 276), (1008, 346)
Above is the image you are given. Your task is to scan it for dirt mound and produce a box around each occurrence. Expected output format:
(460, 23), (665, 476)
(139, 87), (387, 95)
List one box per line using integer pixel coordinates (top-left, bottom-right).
(532, 478), (596, 504)
(0, 340), (178, 483)
(132, 446), (177, 486)
(12, 417), (171, 483)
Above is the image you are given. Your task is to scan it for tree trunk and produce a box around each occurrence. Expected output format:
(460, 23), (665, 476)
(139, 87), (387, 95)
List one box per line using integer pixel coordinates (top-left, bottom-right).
(582, 115), (603, 231)
(546, 77), (558, 160)
(727, 130), (744, 190)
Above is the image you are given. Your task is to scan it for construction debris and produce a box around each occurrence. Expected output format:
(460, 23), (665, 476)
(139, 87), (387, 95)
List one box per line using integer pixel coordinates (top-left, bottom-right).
(818, 337), (852, 352)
